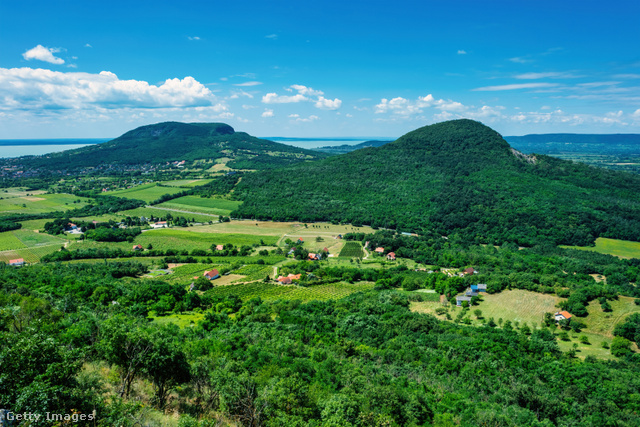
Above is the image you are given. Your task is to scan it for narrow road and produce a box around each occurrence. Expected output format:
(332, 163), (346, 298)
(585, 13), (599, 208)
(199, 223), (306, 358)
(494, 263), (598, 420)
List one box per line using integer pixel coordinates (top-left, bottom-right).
(145, 205), (220, 217)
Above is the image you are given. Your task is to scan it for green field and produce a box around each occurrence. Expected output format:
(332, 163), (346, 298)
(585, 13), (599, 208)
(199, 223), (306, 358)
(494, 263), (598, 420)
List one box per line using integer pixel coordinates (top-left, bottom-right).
(156, 196), (241, 215)
(160, 179), (214, 187)
(338, 241), (364, 258)
(108, 183), (185, 203)
(0, 229), (66, 252)
(0, 231), (27, 251)
(562, 237), (640, 259)
(0, 245), (62, 264)
(580, 296), (640, 337)
(204, 281), (375, 302)
(0, 193), (90, 216)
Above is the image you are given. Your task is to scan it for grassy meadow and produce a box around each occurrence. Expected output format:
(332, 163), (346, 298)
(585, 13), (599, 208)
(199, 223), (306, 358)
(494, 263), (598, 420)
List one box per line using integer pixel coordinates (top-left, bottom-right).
(155, 196), (241, 216)
(107, 183), (185, 202)
(562, 237), (640, 259)
(0, 193), (90, 216)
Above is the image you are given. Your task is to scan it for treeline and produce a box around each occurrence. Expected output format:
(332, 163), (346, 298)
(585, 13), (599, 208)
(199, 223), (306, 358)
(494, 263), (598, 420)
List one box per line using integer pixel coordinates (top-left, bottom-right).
(0, 220), (21, 233)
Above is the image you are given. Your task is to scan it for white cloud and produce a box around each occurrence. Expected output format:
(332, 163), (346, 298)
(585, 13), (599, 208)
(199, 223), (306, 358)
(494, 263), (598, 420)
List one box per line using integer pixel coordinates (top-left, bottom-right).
(0, 67), (220, 110)
(295, 115), (319, 122)
(288, 114), (300, 118)
(188, 36), (200, 41)
(457, 50), (467, 55)
(314, 96), (342, 110)
(473, 83), (559, 91)
(509, 57), (533, 64)
(614, 74), (640, 79)
(22, 45), (65, 64)
(265, 34), (278, 39)
(514, 72), (579, 79)
(262, 84), (341, 110)
(233, 81), (262, 87)
(262, 92), (308, 103)
(84, 43), (92, 48)
(261, 109), (274, 118)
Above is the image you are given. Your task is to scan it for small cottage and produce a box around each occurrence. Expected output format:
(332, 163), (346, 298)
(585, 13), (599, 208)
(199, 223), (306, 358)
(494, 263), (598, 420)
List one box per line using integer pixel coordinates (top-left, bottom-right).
(387, 252), (396, 260)
(204, 269), (220, 280)
(554, 311), (573, 322)
(9, 258), (25, 267)
(132, 244), (143, 251)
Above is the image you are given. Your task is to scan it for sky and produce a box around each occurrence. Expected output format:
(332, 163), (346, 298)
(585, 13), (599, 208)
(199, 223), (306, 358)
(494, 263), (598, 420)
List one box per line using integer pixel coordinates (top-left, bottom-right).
(1, 0), (639, 139)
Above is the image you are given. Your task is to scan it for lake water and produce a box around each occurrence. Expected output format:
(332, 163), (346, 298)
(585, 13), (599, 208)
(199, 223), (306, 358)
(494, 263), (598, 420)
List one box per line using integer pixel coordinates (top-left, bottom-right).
(266, 137), (393, 150)
(0, 139), (110, 159)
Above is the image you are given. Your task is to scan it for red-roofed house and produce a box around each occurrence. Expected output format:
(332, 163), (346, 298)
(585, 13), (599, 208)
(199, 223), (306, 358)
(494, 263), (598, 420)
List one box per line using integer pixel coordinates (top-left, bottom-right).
(215, 244), (224, 251)
(132, 244), (143, 251)
(374, 247), (384, 254)
(204, 269), (220, 280)
(323, 247), (329, 253)
(288, 274), (301, 281)
(463, 267), (478, 275)
(297, 238), (304, 244)
(9, 258), (24, 267)
(308, 253), (319, 260)
(152, 221), (168, 229)
(554, 311), (573, 322)
(278, 276), (292, 284)
(387, 252), (396, 260)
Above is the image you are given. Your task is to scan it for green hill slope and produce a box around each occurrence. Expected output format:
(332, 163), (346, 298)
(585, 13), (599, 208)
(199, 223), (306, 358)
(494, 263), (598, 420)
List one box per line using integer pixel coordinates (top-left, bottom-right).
(19, 122), (326, 170)
(232, 119), (640, 246)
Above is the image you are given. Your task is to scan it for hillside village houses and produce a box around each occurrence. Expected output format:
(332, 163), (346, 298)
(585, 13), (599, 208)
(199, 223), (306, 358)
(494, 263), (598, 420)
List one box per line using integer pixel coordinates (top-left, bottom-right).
(456, 283), (488, 306)
(203, 269), (220, 280)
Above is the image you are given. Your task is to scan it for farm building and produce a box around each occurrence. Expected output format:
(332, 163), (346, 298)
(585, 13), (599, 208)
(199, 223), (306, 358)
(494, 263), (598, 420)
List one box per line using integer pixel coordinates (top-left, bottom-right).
(67, 223), (78, 230)
(9, 258), (25, 267)
(132, 244), (143, 251)
(297, 238), (304, 244)
(323, 247), (329, 253)
(463, 267), (478, 275)
(277, 276), (292, 284)
(456, 296), (472, 307)
(387, 252), (396, 260)
(204, 269), (220, 280)
(375, 247), (384, 253)
(465, 290), (479, 297)
(287, 274), (301, 281)
(470, 284), (487, 292)
(554, 311), (573, 322)
(215, 244), (224, 251)
(152, 221), (168, 229)
(308, 253), (320, 260)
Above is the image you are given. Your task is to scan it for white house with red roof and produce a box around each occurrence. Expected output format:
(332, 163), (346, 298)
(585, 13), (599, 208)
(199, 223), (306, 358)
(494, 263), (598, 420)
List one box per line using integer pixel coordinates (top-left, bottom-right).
(9, 258), (25, 266)
(554, 311), (573, 322)
(204, 269), (220, 280)
(386, 252), (396, 260)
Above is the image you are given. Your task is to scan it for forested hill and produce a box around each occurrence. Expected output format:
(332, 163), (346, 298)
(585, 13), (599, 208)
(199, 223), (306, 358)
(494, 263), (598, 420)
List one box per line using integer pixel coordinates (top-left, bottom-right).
(233, 119), (640, 246)
(10, 121), (327, 170)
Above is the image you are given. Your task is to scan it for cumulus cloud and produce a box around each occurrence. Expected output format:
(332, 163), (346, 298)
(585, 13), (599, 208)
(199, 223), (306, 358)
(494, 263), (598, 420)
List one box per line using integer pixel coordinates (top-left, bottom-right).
(22, 45), (65, 64)
(265, 34), (278, 39)
(262, 84), (341, 110)
(261, 109), (274, 118)
(188, 36), (200, 41)
(472, 83), (559, 91)
(0, 67), (220, 110)
(295, 115), (319, 122)
(288, 114), (300, 118)
(457, 50), (467, 55)
(314, 96), (342, 110)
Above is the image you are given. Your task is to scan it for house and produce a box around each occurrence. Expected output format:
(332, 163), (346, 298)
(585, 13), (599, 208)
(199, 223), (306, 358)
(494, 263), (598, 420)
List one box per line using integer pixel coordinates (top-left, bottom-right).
(204, 269), (220, 280)
(297, 238), (304, 244)
(375, 247), (384, 254)
(337, 234), (343, 239)
(387, 252), (396, 260)
(9, 258), (25, 267)
(287, 274), (301, 281)
(215, 244), (224, 251)
(456, 296), (472, 307)
(277, 276), (292, 284)
(308, 253), (319, 260)
(465, 290), (479, 297)
(477, 284), (487, 292)
(554, 311), (573, 322)
(323, 247), (329, 253)
(463, 267), (478, 275)
(67, 223), (78, 231)
(132, 244), (143, 251)
(152, 221), (168, 229)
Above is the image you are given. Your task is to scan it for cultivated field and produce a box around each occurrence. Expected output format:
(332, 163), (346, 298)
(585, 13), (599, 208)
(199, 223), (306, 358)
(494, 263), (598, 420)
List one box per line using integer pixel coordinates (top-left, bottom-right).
(204, 281), (375, 302)
(155, 196), (241, 216)
(562, 237), (640, 259)
(338, 241), (365, 258)
(0, 193), (90, 216)
(107, 183), (185, 202)
(581, 296), (640, 337)
(160, 179), (214, 187)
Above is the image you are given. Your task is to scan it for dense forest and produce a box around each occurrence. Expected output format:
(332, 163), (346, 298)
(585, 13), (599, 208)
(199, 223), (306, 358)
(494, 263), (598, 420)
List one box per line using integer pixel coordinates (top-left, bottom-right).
(232, 120), (640, 246)
(2, 258), (640, 426)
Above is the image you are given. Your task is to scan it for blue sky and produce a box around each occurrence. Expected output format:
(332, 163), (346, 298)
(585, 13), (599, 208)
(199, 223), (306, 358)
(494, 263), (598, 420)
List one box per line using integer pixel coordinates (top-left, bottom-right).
(1, 0), (639, 139)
